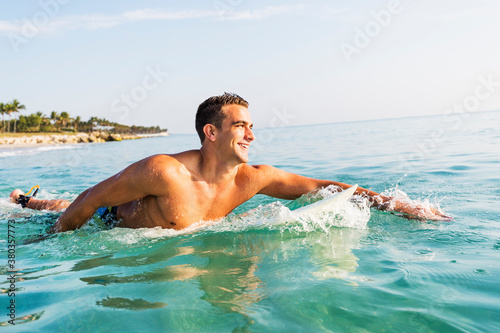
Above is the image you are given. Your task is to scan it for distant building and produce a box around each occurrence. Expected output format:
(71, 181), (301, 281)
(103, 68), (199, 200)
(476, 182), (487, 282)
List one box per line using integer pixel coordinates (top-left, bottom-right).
(92, 124), (114, 131)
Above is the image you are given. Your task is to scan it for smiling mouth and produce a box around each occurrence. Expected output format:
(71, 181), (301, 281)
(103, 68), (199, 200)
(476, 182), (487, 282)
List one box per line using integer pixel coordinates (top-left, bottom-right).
(238, 143), (250, 150)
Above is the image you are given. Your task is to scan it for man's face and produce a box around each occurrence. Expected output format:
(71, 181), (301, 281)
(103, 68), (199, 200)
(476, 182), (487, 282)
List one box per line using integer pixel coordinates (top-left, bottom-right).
(217, 104), (255, 164)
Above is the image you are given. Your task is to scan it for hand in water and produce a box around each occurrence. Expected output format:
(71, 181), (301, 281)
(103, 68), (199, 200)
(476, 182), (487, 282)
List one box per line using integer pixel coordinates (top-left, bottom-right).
(9, 189), (24, 203)
(390, 197), (453, 221)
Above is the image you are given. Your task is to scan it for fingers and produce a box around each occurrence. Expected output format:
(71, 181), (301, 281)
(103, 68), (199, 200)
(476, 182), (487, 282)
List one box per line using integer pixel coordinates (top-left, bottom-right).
(431, 207), (453, 221)
(409, 207), (453, 222)
(426, 210), (453, 221)
(437, 213), (453, 221)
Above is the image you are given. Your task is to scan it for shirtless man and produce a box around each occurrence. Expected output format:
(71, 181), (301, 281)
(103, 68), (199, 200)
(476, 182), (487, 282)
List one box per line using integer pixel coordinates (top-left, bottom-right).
(9, 93), (451, 232)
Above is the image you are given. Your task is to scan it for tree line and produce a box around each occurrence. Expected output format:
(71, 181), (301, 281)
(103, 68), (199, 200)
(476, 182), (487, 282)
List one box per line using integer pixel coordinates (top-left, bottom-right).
(0, 100), (166, 134)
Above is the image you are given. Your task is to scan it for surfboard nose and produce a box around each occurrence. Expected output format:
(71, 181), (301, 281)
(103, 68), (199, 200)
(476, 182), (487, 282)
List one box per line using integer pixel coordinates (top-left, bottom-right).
(293, 185), (358, 215)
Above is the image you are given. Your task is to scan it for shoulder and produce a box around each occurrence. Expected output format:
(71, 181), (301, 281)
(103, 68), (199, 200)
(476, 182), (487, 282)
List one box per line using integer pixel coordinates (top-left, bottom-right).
(243, 164), (278, 174)
(138, 153), (194, 181)
(237, 164), (279, 183)
(239, 164), (303, 185)
(143, 150), (200, 166)
(142, 154), (181, 170)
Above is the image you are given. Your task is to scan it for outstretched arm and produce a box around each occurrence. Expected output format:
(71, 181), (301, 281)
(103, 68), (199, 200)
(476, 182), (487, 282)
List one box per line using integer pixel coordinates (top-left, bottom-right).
(9, 189), (71, 211)
(50, 155), (172, 233)
(26, 198), (71, 211)
(254, 165), (451, 221)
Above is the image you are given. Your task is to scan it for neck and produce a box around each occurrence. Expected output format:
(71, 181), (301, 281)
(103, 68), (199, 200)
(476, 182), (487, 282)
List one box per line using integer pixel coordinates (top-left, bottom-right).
(199, 145), (241, 184)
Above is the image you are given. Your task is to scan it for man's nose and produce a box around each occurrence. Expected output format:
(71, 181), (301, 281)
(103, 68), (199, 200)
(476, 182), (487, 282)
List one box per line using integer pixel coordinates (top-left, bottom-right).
(246, 127), (255, 142)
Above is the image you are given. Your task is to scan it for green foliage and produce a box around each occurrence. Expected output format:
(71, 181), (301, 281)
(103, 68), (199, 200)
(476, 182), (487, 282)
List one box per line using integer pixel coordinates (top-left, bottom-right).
(17, 114), (42, 132)
(1, 100), (168, 134)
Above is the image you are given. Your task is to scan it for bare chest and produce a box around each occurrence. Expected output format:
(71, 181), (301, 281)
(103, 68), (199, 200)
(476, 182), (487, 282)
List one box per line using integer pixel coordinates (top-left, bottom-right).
(124, 180), (252, 230)
(164, 182), (251, 221)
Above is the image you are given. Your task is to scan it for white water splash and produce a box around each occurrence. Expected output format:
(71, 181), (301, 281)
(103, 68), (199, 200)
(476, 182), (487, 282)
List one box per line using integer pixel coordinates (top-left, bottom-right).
(68, 189), (372, 247)
(380, 187), (447, 220)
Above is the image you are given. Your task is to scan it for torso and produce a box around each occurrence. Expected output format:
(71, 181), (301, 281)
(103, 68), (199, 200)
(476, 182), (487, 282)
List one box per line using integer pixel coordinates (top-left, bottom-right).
(115, 151), (262, 230)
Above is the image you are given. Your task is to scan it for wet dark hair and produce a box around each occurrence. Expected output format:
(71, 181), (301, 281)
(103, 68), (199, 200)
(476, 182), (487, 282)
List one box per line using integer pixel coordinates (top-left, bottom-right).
(195, 92), (249, 144)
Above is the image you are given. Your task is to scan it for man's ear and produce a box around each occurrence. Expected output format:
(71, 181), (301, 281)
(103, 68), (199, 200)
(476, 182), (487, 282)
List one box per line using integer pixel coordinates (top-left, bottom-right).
(203, 124), (217, 142)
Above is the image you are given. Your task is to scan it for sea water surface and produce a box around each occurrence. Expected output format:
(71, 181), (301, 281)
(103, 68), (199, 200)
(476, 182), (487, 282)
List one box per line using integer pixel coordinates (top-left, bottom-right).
(1, 111), (499, 332)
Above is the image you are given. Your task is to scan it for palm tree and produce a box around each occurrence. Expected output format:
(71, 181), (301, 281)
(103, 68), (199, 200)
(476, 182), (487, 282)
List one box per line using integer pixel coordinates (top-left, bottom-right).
(89, 116), (98, 132)
(35, 112), (45, 132)
(0, 103), (5, 132)
(4, 103), (14, 133)
(74, 116), (81, 131)
(37, 112), (50, 132)
(50, 111), (59, 130)
(60, 111), (70, 129)
(10, 99), (26, 133)
(50, 111), (58, 122)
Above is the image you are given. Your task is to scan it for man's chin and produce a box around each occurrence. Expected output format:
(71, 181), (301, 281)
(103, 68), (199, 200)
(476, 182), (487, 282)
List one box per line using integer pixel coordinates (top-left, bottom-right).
(238, 154), (249, 164)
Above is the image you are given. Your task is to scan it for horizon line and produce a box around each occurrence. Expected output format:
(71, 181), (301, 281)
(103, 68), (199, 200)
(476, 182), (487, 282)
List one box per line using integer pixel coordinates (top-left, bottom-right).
(168, 109), (500, 135)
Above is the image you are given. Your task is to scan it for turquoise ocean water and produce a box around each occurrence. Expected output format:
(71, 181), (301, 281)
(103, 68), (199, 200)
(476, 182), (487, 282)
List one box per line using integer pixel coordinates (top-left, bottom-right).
(1, 111), (499, 332)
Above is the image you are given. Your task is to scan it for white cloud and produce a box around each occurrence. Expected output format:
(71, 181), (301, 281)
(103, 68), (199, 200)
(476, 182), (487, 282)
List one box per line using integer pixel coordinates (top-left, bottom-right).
(0, 6), (307, 36)
(218, 5), (306, 21)
(0, 9), (214, 36)
(0, 21), (21, 34)
(121, 9), (215, 22)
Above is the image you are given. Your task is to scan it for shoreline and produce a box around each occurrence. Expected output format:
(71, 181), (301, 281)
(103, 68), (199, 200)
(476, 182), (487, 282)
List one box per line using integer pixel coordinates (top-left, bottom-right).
(0, 131), (169, 149)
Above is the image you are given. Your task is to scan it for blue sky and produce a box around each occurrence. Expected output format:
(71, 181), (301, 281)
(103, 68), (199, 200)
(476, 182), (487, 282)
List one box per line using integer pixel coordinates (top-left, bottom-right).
(1, 0), (499, 133)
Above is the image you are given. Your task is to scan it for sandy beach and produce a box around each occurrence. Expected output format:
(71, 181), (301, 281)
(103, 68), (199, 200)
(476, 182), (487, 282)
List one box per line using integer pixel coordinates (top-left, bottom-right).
(0, 131), (168, 149)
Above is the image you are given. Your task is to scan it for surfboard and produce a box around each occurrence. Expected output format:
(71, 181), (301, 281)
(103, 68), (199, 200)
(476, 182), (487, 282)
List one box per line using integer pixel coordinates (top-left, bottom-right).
(293, 185), (358, 216)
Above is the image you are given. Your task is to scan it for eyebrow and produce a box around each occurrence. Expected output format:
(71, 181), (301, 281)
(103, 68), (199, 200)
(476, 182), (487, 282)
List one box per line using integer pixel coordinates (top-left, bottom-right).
(232, 120), (253, 128)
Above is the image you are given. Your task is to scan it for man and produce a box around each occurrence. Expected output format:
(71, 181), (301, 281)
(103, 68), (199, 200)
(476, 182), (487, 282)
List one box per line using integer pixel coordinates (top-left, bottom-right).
(10, 93), (451, 232)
